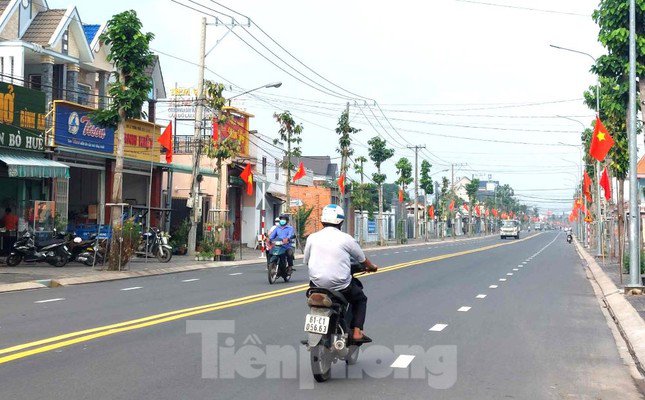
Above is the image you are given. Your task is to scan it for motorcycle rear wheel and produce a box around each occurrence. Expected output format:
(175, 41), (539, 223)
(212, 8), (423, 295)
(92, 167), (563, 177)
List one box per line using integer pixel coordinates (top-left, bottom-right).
(310, 345), (332, 382)
(267, 262), (278, 284)
(5, 254), (22, 267)
(51, 255), (67, 268)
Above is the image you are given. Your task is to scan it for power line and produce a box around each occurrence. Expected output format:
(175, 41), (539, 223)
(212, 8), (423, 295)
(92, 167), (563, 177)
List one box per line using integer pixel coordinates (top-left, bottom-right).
(455, 0), (590, 17)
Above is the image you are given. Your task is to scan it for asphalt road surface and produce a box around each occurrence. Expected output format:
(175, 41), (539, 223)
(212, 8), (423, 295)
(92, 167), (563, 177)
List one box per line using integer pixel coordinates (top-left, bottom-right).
(0, 231), (642, 399)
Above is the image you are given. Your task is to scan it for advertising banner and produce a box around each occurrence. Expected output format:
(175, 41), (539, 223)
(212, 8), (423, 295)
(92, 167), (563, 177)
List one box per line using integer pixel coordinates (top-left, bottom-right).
(122, 119), (161, 162)
(54, 101), (114, 154)
(0, 82), (46, 151)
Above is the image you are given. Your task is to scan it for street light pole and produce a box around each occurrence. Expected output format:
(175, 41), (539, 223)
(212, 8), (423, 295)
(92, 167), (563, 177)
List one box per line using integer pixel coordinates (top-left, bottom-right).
(550, 44), (603, 258)
(627, 0), (642, 289)
(228, 82), (282, 105)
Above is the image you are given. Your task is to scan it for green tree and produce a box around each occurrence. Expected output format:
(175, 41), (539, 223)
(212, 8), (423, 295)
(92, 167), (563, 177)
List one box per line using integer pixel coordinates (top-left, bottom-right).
(592, 0), (645, 126)
(351, 182), (377, 245)
(274, 111), (303, 212)
(336, 109), (360, 204)
(368, 136), (395, 245)
(395, 158), (413, 243)
(420, 160), (434, 239)
(354, 156), (368, 184)
(465, 178), (480, 236)
(90, 10), (155, 271)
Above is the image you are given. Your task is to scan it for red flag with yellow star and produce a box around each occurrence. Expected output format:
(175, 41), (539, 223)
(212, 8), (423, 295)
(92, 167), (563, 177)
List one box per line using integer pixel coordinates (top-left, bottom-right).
(583, 171), (592, 203)
(589, 116), (614, 162)
(240, 163), (253, 196)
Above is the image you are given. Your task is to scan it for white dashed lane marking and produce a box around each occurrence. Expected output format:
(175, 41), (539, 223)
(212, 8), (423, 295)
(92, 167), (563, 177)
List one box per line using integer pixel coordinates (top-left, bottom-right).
(120, 287), (142, 291)
(181, 278), (200, 282)
(229, 273), (243, 276)
(513, 268), (519, 271)
(429, 324), (448, 332)
(507, 273), (513, 276)
(489, 285), (498, 289)
(34, 298), (65, 304)
(458, 306), (472, 312)
(499, 278), (507, 282)
(476, 294), (487, 299)
(390, 355), (416, 369)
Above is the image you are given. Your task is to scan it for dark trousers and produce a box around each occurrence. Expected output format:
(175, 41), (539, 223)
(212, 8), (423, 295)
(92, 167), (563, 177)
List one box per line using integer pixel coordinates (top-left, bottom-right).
(310, 279), (368, 330)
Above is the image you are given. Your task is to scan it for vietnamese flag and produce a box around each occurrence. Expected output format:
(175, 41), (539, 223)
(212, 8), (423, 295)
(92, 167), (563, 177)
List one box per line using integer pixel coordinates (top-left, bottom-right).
(338, 174), (346, 195)
(463, 203), (469, 212)
(212, 118), (219, 141)
(293, 162), (306, 182)
(492, 209), (498, 218)
(475, 205), (481, 217)
(429, 205), (435, 219)
(589, 116), (614, 162)
(240, 163), (254, 196)
(600, 167), (611, 201)
(583, 171), (592, 203)
(449, 200), (455, 212)
(398, 188), (404, 203)
(157, 122), (173, 164)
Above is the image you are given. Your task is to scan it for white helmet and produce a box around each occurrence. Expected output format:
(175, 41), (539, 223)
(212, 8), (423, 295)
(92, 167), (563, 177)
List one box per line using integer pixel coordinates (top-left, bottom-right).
(321, 204), (345, 225)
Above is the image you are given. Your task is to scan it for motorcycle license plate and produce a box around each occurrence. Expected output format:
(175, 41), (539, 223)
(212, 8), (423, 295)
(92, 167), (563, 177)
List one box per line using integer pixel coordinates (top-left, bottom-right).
(304, 314), (330, 334)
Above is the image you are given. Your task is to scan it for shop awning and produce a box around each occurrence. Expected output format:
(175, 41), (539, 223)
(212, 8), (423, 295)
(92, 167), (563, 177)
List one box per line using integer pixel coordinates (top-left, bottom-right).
(0, 152), (70, 179)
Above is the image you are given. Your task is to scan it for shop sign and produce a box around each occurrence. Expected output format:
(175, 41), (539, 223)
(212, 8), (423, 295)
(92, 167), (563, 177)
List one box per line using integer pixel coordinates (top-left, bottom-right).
(213, 109), (250, 157)
(367, 219), (377, 234)
(54, 101), (114, 153)
(0, 82), (46, 151)
(122, 119), (161, 162)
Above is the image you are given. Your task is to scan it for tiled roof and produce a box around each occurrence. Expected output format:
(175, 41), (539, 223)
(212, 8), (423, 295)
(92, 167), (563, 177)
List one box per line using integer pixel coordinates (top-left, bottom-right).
(21, 9), (65, 45)
(637, 155), (645, 177)
(144, 55), (159, 77)
(0, 0), (11, 14)
(83, 24), (100, 45)
(287, 155), (338, 178)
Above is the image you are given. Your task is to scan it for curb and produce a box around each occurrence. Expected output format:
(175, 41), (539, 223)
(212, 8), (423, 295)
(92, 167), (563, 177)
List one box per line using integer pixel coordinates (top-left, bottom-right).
(574, 239), (645, 377)
(0, 233), (500, 293)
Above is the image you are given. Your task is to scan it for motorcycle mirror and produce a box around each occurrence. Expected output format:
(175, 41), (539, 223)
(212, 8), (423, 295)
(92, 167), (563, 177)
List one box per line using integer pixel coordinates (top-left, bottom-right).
(73, 237), (82, 243)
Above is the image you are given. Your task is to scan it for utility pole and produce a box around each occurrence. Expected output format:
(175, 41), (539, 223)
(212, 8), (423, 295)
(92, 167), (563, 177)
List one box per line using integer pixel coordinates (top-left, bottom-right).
(284, 131), (292, 214)
(408, 145), (425, 239)
(627, 0), (642, 290)
(187, 17), (207, 257)
(339, 102), (350, 207)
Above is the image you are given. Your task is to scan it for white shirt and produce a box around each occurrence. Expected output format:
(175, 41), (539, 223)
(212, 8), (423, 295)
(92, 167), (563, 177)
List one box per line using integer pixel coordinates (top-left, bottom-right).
(304, 227), (367, 291)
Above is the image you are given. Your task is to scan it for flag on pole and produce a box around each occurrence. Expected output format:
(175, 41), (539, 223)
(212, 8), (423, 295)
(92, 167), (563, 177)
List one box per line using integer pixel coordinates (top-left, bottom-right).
(157, 122), (173, 164)
(428, 205), (435, 219)
(449, 200), (455, 212)
(589, 116), (614, 162)
(463, 203), (469, 212)
(212, 118), (219, 142)
(600, 167), (611, 201)
(240, 163), (254, 196)
(475, 205), (481, 217)
(338, 174), (346, 195)
(398, 188), (404, 203)
(293, 162), (306, 182)
(583, 171), (592, 203)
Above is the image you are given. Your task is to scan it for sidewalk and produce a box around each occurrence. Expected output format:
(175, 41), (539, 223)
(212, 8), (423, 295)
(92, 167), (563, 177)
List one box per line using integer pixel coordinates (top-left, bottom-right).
(575, 240), (645, 378)
(0, 233), (493, 293)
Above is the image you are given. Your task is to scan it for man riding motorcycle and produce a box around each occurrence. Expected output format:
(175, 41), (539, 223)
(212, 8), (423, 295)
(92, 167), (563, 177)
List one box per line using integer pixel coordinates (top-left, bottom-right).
(304, 204), (378, 343)
(269, 214), (296, 272)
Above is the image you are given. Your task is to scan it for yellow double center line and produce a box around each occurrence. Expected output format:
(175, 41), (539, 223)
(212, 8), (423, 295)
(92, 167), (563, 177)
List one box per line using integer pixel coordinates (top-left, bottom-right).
(0, 233), (541, 365)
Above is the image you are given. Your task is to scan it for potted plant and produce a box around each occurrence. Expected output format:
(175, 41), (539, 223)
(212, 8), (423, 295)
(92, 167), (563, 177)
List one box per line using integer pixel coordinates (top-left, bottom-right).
(170, 218), (190, 255)
(220, 242), (236, 261)
(196, 235), (215, 261)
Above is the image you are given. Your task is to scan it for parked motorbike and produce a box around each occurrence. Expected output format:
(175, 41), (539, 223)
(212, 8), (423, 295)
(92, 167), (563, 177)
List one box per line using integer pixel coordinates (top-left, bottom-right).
(302, 263), (366, 382)
(75, 234), (108, 266)
(267, 241), (293, 284)
(136, 228), (172, 262)
(5, 230), (72, 267)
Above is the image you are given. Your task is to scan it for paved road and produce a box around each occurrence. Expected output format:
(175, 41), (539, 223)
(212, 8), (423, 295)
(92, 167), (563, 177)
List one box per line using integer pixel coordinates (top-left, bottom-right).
(0, 232), (642, 399)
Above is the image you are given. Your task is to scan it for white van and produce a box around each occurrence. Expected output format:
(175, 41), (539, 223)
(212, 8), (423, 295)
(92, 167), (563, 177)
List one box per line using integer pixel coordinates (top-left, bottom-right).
(500, 220), (520, 240)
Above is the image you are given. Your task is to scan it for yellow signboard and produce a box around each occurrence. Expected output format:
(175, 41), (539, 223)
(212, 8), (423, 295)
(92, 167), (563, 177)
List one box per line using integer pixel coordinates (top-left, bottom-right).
(120, 119), (161, 162)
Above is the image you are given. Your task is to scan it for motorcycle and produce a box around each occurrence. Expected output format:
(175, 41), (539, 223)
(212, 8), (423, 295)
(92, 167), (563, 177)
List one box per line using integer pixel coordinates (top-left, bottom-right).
(76, 234), (108, 266)
(567, 233), (573, 244)
(136, 227), (172, 262)
(302, 263), (366, 382)
(5, 230), (72, 267)
(267, 240), (293, 284)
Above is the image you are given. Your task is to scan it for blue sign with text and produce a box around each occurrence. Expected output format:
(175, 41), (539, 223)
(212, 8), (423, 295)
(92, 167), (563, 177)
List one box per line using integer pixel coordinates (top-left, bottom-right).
(367, 219), (376, 234)
(54, 102), (114, 154)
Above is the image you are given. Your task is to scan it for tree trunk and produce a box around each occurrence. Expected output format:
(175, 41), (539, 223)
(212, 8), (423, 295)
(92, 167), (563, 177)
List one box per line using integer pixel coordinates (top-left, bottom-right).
(639, 77), (645, 148)
(378, 183), (384, 246)
(617, 179), (625, 284)
(285, 138), (291, 214)
(109, 108), (126, 271)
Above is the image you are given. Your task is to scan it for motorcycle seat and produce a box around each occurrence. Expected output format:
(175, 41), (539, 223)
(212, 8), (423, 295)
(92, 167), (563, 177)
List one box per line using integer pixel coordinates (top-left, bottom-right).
(36, 238), (65, 247)
(306, 287), (348, 306)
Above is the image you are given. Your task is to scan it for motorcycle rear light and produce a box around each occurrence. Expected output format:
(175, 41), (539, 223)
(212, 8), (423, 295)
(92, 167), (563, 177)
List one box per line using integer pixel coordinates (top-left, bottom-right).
(307, 293), (333, 308)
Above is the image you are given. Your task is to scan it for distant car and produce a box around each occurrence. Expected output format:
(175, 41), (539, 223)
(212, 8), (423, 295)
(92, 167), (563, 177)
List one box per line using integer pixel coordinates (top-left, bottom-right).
(500, 220), (520, 240)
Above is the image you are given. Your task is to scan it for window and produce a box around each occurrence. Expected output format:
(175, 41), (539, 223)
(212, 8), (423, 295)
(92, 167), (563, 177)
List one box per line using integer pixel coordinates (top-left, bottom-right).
(62, 29), (69, 55)
(28, 74), (41, 90)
